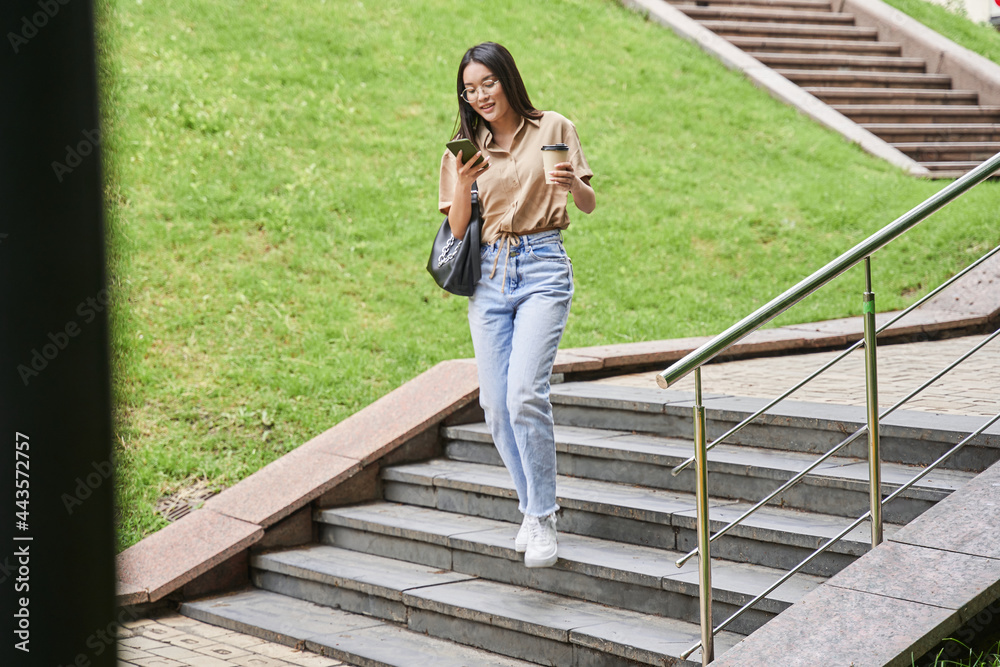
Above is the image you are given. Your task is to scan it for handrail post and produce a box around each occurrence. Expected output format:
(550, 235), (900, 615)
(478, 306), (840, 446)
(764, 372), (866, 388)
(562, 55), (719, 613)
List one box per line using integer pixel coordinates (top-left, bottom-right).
(863, 258), (883, 547)
(693, 368), (714, 663)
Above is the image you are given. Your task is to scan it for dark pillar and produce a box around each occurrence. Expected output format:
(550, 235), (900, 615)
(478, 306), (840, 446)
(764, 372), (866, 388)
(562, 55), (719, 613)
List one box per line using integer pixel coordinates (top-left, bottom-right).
(1, 0), (116, 664)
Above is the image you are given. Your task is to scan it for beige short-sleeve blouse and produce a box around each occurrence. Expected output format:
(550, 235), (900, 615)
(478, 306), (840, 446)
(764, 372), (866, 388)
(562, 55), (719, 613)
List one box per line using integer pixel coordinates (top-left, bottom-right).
(439, 111), (593, 244)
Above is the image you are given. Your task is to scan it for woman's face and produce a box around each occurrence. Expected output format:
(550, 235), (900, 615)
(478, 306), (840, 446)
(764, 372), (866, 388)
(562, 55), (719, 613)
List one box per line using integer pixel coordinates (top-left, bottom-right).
(462, 61), (512, 127)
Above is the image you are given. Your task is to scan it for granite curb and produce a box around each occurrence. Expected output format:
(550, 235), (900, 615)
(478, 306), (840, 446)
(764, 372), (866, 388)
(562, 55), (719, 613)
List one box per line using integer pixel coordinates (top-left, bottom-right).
(116, 359), (480, 606)
(116, 253), (1000, 608)
(117, 509), (264, 605)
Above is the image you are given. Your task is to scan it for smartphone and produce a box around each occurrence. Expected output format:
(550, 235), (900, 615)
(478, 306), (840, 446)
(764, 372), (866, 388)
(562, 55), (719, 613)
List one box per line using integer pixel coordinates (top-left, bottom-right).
(446, 138), (485, 167)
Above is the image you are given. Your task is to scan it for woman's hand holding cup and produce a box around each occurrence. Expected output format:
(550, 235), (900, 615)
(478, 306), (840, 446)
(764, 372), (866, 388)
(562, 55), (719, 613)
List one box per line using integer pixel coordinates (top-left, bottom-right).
(547, 162), (577, 192)
(541, 143), (572, 190)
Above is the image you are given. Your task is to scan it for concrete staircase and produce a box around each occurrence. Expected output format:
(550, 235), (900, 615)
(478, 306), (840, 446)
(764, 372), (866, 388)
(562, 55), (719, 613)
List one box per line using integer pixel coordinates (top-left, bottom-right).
(179, 381), (997, 666)
(663, 0), (1000, 177)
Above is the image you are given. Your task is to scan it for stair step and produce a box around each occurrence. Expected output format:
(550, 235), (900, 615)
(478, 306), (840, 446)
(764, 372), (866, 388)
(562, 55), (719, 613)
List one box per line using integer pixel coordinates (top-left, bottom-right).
(664, 0), (834, 8)
(701, 21), (878, 40)
(252, 546), (474, 624)
(755, 52), (925, 71)
(442, 422), (971, 523)
(862, 123), (1000, 142)
(313, 503), (825, 633)
(805, 87), (979, 106)
(245, 547), (743, 666)
(380, 458), (897, 576)
(729, 36), (901, 55)
(832, 104), (1000, 124)
(677, 5), (854, 24)
(181, 588), (537, 667)
(921, 161), (1000, 176)
(892, 142), (1000, 162)
(777, 69), (952, 89)
(549, 383), (1000, 472)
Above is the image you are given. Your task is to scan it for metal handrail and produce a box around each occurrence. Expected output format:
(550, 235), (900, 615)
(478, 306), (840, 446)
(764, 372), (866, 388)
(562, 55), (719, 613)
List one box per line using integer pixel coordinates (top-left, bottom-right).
(674, 327), (1000, 568)
(669, 242), (1000, 478)
(679, 406), (1000, 661)
(658, 151), (1000, 665)
(658, 151), (1000, 390)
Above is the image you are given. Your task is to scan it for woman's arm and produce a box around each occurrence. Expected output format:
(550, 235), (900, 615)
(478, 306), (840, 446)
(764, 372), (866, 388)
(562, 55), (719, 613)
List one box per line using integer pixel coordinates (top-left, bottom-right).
(570, 174), (595, 214)
(447, 150), (491, 240)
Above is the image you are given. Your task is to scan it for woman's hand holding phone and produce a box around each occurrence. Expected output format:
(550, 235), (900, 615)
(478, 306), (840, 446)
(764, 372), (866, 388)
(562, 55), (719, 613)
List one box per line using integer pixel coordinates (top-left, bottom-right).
(447, 138), (490, 191)
(446, 141), (489, 241)
(454, 149), (490, 190)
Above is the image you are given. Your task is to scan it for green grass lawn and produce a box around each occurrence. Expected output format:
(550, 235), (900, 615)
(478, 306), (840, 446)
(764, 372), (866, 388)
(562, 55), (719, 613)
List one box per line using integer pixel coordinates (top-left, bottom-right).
(99, 0), (1000, 550)
(919, 639), (1000, 666)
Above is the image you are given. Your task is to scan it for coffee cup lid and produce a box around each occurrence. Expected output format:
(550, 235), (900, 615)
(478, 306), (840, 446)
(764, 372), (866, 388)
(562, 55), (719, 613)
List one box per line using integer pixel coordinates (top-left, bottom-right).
(541, 144), (569, 150)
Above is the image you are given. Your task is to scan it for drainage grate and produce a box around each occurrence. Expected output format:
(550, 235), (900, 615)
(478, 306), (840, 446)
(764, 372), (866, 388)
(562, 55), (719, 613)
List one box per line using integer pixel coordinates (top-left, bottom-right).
(155, 480), (221, 523)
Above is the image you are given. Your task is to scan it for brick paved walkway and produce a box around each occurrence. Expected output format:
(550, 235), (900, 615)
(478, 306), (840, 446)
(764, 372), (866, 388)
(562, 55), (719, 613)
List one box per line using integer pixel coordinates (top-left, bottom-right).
(118, 610), (354, 667)
(598, 333), (1000, 417)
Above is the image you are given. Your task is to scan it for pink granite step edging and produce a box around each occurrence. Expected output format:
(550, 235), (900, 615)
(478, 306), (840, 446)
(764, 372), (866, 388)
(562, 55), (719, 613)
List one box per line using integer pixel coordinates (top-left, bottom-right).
(116, 359), (481, 606)
(115, 254), (1000, 607)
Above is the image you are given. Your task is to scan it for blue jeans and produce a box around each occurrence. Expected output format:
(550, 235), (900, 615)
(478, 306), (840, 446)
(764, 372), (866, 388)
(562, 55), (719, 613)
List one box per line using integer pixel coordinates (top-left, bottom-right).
(468, 230), (573, 518)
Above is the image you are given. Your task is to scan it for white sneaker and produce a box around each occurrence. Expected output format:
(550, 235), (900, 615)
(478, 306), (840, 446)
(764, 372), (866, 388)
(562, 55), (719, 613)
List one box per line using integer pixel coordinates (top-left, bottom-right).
(515, 515), (530, 553)
(523, 514), (558, 568)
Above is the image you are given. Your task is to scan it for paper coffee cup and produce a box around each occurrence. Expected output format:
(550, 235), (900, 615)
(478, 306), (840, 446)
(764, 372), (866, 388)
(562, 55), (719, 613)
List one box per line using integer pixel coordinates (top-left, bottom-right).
(542, 144), (570, 184)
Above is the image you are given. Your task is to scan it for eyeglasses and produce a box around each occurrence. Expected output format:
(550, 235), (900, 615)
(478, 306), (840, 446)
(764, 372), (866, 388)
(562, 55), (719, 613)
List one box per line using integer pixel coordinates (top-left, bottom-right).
(461, 79), (500, 103)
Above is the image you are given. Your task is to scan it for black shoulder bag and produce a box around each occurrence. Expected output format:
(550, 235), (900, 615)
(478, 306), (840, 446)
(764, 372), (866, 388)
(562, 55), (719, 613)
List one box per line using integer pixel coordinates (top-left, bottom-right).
(427, 182), (481, 297)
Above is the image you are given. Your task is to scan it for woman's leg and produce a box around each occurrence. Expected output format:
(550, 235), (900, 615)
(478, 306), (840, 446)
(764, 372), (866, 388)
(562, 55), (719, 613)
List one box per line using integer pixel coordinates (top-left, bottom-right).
(468, 249), (529, 513)
(506, 236), (573, 518)
(469, 233), (573, 521)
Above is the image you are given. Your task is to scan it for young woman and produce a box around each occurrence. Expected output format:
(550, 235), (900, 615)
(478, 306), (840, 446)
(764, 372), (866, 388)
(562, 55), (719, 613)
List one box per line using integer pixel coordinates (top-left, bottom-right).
(438, 42), (595, 568)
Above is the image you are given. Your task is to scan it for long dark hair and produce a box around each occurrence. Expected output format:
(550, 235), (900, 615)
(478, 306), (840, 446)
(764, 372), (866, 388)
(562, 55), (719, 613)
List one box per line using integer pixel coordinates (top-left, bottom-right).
(453, 42), (543, 148)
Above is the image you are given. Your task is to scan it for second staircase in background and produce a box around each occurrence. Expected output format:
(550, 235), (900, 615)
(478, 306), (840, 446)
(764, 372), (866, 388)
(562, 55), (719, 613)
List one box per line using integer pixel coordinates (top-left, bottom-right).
(665, 0), (1000, 177)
